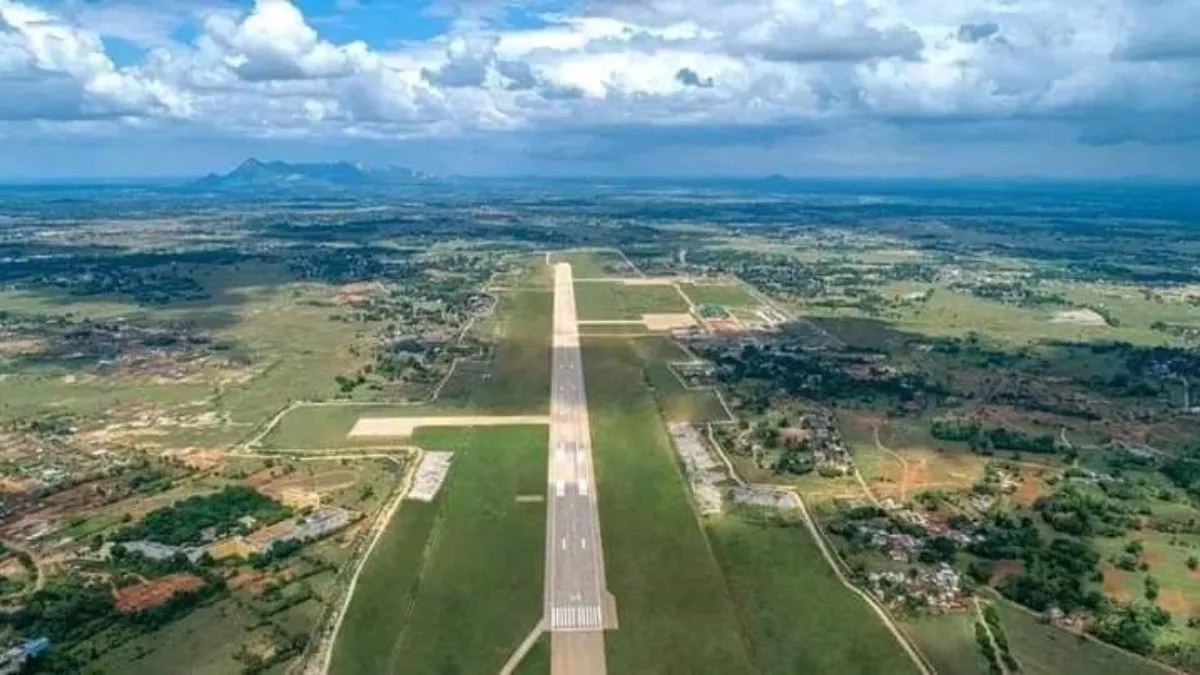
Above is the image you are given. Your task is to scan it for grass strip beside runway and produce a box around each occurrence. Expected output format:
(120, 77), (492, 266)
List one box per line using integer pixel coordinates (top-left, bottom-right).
(329, 425), (547, 675)
(583, 337), (757, 674)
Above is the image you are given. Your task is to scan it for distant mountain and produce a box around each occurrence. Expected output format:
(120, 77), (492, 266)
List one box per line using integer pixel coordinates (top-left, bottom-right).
(189, 159), (430, 190)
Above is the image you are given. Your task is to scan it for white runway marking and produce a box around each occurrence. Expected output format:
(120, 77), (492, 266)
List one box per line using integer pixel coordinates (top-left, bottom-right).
(550, 603), (603, 630)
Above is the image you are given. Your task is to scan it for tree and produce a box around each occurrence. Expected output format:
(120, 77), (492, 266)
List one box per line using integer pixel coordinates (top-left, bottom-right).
(1145, 575), (1160, 601)
(1187, 556), (1198, 571)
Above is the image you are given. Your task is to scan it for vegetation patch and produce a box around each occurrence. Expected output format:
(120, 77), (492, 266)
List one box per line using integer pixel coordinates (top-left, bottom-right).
(115, 486), (291, 546)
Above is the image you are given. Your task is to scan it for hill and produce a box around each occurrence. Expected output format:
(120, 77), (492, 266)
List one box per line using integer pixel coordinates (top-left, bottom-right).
(189, 159), (429, 190)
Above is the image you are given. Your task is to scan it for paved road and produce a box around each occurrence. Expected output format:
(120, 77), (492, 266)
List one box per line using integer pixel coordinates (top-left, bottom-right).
(545, 262), (610, 674)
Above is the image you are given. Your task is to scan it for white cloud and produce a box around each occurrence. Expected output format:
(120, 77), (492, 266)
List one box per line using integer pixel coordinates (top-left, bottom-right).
(202, 0), (373, 81)
(0, 0), (1198, 172)
(0, 0), (187, 120)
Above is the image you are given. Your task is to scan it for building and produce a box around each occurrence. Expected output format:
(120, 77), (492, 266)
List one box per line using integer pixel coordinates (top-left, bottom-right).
(1, 638), (50, 675)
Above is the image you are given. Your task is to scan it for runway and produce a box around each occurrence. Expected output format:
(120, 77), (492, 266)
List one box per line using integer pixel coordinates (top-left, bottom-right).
(545, 262), (610, 674)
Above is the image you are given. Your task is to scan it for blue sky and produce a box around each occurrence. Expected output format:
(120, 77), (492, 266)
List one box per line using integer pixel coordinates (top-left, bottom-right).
(0, 0), (1198, 179)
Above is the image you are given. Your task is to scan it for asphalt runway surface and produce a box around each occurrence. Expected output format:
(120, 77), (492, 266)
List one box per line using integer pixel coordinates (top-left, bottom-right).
(545, 262), (610, 674)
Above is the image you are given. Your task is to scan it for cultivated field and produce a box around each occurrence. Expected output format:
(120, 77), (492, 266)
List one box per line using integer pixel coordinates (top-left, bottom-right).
(329, 425), (547, 675)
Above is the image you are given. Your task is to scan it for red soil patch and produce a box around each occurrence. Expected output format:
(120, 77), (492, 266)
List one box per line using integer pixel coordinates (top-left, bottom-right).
(115, 574), (205, 614)
(1158, 588), (1196, 614)
(990, 560), (1023, 587)
(906, 459), (929, 489)
(1013, 478), (1043, 506)
(1100, 564), (1134, 603)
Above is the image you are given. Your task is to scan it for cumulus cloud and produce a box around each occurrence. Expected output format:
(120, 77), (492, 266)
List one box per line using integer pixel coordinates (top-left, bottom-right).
(729, 20), (925, 63)
(203, 0), (372, 81)
(0, 0), (1197, 174)
(0, 0), (185, 120)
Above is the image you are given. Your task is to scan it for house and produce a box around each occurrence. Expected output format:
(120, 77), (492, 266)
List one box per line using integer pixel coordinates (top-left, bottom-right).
(885, 534), (918, 561)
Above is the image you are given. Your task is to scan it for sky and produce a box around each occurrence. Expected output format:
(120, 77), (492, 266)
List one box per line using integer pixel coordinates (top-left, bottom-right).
(0, 0), (1198, 179)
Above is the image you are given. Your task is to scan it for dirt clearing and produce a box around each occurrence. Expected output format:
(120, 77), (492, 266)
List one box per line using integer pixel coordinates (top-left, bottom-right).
(1050, 308), (1108, 326)
(641, 313), (698, 330)
(115, 574), (205, 614)
(348, 415), (550, 438)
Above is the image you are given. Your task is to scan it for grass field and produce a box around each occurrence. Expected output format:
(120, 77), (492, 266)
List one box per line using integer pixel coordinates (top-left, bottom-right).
(630, 338), (731, 424)
(583, 337), (756, 674)
(902, 612), (990, 675)
(329, 425), (547, 675)
(679, 282), (760, 309)
(707, 508), (922, 675)
(993, 599), (1172, 675)
(548, 250), (637, 278)
(574, 283), (690, 321)
(259, 287), (552, 449)
(0, 265), (374, 446)
(843, 415), (992, 503)
(814, 280), (1196, 346)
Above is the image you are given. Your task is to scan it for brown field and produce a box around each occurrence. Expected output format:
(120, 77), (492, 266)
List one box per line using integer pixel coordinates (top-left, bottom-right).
(175, 449), (228, 472)
(336, 281), (383, 304)
(1013, 474), (1050, 506)
(0, 337), (43, 357)
(707, 318), (743, 334)
(1157, 588), (1198, 614)
(263, 469), (359, 494)
(115, 574), (205, 614)
(861, 443), (990, 502)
